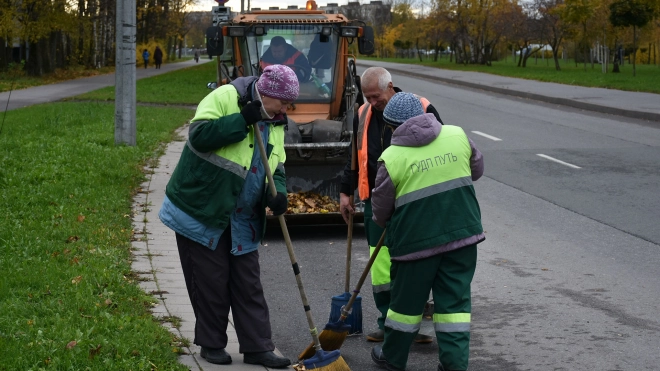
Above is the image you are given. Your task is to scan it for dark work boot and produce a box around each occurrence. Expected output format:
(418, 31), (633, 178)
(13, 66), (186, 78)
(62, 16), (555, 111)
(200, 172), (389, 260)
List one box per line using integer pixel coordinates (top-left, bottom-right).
(243, 351), (291, 368)
(371, 345), (405, 371)
(366, 329), (385, 342)
(200, 347), (232, 364)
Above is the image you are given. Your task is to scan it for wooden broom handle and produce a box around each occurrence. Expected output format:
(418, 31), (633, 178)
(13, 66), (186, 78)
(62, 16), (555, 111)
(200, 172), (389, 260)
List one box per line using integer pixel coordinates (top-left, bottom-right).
(253, 124), (323, 351)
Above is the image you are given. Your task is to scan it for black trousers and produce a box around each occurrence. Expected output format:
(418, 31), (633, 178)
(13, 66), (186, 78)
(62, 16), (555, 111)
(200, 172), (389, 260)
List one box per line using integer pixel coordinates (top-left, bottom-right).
(176, 231), (274, 353)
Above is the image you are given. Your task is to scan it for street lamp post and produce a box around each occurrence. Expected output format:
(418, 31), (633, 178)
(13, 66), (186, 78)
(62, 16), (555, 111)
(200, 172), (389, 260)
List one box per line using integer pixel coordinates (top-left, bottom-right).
(115, 0), (137, 146)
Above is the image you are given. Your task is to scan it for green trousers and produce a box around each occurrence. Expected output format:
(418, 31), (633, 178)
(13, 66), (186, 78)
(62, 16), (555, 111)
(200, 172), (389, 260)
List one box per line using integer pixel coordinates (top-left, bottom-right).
(382, 245), (477, 371)
(364, 200), (390, 330)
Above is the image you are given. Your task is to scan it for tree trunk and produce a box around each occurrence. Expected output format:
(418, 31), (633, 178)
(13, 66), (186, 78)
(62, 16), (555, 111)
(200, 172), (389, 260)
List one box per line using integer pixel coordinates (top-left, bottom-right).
(633, 26), (636, 77)
(583, 23), (587, 71)
(522, 48), (538, 68)
(553, 49), (561, 71)
(25, 40), (48, 76)
(0, 38), (7, 70)
(166, 37), (172, 60)
(78, 0), (86, 65)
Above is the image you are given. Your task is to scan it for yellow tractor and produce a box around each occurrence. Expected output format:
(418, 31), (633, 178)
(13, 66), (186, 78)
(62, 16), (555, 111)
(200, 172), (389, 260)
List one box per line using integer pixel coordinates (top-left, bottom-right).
(205, 1), (375, 223)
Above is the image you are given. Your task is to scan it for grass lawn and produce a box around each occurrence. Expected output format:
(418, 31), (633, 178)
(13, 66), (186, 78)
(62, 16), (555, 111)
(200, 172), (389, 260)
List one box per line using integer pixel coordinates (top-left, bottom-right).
(0, 101), (193, 370)
(72, 62), (217, 105)
(0, 57), (199, 94)
(365, 55), (660, 94)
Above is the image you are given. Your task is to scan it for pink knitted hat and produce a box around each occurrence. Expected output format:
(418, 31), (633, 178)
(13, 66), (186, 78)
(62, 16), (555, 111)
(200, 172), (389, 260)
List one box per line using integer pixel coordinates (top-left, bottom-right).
(257, 65), (299, 102)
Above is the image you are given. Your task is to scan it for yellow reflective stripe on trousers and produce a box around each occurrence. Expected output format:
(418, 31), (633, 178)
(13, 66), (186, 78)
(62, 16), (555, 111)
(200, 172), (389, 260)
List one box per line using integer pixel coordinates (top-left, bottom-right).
(433, 313), (471, 332)
(385, 309), (422, 333)
(370, 244), (391, 291)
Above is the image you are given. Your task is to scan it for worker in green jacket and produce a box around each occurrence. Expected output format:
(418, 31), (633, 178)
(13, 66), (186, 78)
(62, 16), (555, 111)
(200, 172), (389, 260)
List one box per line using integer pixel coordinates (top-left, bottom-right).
(159, 65), (299, 368)
(369, 92), (485, 371)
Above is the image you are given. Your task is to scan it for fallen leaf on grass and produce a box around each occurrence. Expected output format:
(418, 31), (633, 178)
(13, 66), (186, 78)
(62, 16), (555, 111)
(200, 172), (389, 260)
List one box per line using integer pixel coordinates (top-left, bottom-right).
(66, 341), (77, 349)
(71, 276), (82, 284)
(89, 345), (102, 359)
(77, 215), (85, 222)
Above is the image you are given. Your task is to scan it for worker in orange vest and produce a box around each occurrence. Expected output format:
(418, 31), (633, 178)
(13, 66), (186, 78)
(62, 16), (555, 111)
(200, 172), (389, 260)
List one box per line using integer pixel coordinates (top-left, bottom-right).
(261, 36), (312, 82)
(339, 66), (443, 344)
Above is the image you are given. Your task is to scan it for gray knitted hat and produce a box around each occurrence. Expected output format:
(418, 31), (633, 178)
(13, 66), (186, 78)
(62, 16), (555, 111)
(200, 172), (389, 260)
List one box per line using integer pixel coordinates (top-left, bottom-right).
(383, 92), (424, 127)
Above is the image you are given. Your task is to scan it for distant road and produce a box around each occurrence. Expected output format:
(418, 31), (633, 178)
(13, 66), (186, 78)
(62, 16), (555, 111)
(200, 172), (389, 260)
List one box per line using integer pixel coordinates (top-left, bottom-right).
(0, 57), (212, 111)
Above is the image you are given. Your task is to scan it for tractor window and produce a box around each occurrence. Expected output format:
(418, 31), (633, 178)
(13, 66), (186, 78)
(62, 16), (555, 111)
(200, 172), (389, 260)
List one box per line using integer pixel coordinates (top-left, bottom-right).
(242, 25), (339, 103)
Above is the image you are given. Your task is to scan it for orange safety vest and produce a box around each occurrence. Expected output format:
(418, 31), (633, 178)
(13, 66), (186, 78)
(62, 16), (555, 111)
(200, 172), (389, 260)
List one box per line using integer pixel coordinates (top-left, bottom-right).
(260, 50), (303, 70)
(356, 95), (431, 200)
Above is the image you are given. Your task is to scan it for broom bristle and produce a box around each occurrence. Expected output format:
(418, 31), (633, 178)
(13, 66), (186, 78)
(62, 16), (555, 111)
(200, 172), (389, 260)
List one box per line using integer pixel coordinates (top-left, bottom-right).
(298, 328), (349, 360)
(294, 350), (351, 371)
(312, 355), (350, 371)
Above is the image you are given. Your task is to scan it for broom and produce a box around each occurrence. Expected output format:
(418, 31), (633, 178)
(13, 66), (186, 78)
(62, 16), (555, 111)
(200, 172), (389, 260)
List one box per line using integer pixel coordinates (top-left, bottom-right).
(299, 229), (386, 360)
(328, 124), (362, 334)
(253, 123), (350, 371)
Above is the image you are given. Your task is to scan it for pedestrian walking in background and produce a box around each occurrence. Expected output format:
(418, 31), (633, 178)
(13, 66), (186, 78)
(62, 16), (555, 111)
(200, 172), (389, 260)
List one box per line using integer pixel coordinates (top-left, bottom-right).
(369, 92), (485, 371)
(158, 64), (299, 368)
(142, 49), (150, 69)
(339, 67), (443, 344)
(154, 46), (163, 69)
(194, 49), (200, 63)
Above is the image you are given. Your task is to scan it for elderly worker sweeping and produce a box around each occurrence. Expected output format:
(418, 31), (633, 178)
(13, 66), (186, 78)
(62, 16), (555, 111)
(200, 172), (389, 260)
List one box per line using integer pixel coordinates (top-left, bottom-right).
(369, 92), (485, 371)
(159, 65), (298, 368)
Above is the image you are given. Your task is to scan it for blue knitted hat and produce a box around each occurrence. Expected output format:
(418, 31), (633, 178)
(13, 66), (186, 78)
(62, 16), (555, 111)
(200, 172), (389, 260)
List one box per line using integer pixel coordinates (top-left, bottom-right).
(383, 92), (424, 127)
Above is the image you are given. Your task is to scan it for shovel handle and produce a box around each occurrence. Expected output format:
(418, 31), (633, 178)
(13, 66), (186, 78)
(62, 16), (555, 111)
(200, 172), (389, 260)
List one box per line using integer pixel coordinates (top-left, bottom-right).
(253, 123), (323, 352)
(345, 128), (358, 293)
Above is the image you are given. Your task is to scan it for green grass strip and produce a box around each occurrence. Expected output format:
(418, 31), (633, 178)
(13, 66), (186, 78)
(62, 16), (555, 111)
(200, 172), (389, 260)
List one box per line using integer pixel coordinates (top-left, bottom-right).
(366, 56), (660, 94)
(0, 102), (192, 370)
(74, 62), (217, 104)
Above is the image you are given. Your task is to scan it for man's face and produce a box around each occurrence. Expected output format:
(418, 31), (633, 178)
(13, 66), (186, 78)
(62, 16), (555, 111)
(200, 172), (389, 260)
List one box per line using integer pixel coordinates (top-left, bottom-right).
(261, 95), (291, 117)
(270, 44), (287, 62)
(361, 81), (395, 111)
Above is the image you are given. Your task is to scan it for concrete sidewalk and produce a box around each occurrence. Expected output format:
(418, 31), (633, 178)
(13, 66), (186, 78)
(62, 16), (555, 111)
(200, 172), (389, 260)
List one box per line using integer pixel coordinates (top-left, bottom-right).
(0, 57), (213, 111)
(131, 124), (284, 370)
(359, 60), (660, 123)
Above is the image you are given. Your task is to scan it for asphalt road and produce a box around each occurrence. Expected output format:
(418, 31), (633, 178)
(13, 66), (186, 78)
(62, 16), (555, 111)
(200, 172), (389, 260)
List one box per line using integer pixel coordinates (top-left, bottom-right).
(259, 68), (660, 371)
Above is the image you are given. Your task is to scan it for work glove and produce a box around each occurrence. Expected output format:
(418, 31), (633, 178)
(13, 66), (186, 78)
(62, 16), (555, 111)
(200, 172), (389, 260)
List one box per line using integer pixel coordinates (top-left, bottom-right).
(266, 192), (288, 216)
(240, 100), (263, 126)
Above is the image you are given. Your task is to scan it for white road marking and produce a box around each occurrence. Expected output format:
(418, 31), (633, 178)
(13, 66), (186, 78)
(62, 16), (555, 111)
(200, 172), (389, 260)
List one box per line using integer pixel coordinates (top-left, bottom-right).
(471, 131), (502, 141)
(536, 154), (581, 169)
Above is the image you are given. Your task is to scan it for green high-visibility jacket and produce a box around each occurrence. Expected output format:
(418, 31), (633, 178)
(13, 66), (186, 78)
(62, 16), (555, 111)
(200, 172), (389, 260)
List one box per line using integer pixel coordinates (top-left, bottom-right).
(165, 78), (287, 233)
(378, 124), (482, 257)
